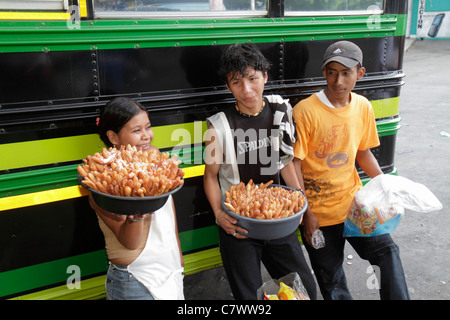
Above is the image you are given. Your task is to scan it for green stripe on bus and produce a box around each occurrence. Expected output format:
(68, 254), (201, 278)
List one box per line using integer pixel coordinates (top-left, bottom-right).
(376, 116), (402, 137)
(0, 14), (407, 53)
(2, 225), (220, 299)
(10, 246), (222, 300)
(179, 225), (219, 254)
(0, 250), (108, 298)
(0, 163), (204, 202)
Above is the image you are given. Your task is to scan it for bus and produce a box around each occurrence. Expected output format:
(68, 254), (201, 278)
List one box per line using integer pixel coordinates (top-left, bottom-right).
(0, 0), (407, 299)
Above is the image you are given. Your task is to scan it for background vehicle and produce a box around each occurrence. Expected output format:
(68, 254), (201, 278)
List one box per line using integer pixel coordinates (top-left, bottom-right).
(0, 0), (407, 299)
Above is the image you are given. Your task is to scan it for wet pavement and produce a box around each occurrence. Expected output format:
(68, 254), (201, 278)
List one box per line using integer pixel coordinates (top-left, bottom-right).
(183, 39), (450, 300)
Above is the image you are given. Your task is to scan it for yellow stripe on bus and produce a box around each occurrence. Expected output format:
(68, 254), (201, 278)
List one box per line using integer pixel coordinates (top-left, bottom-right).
(79, 0), (88, 17)
(0, 186), (87, 212)
(0, 121), (207, 171)
(0, 12), (71, 20)
(0, 165), (204, 212)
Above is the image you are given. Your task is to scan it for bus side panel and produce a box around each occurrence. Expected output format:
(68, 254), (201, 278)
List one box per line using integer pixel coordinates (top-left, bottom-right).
(0, 197), (104, 273)
(0, 51), (96, 104)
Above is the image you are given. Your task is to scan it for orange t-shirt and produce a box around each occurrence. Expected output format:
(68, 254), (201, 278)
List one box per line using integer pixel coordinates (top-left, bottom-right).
(293, 92), (380, 227)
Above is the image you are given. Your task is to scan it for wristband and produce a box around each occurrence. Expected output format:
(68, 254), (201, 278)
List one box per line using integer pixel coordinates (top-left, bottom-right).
(128, 215), (144, 223)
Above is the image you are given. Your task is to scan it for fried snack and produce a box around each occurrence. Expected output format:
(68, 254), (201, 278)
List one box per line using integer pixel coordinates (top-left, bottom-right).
(77, 144), (184, 197)
(223, 180), (305, 220)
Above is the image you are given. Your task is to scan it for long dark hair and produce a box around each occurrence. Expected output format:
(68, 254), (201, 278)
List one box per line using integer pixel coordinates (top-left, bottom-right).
(98, 97), (148, 148)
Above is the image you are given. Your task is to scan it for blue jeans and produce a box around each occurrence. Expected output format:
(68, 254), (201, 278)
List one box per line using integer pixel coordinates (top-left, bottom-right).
(219, 228), (317, 300)
(105, 264), (155, 300)
(300, 223), (410, 300)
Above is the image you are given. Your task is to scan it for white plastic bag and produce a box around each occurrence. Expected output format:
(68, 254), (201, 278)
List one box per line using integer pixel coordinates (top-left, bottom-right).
(343, 174), (443, 237)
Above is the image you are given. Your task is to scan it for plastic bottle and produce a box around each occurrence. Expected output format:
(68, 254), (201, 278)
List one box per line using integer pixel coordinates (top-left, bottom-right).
(311, 229), (325, 249)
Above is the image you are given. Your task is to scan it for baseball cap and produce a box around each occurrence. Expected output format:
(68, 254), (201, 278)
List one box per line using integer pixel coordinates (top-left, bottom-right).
(322, 41), (363, 69)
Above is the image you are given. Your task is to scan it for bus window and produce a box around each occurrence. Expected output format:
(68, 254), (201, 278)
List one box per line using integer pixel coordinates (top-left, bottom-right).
(285, 0), (383, 14)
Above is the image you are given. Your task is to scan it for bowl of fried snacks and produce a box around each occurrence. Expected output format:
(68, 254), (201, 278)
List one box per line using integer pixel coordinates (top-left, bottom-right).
(222, 180), (307, 240)
(77, 145), (184, 215)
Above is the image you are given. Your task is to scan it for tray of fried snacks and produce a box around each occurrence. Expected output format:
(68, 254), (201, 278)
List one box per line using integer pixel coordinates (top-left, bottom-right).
(221, 180), (307, 240)
(77, 144), (184, 215)
(257, 273), (310, 300)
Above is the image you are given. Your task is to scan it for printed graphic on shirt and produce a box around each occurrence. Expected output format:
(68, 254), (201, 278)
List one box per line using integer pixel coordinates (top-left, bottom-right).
(302, 174), (334, 209)
(314, 124), (349, 169)
(327, 152), (349, 168)
(233, 128), (279, 177)
(236, 134), (272, 157)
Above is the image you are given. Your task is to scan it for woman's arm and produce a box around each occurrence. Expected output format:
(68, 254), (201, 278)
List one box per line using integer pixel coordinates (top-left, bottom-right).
(89, 194), (148, 250)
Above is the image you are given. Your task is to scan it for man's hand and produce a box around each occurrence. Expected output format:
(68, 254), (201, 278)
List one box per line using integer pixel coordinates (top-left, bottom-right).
(301, 207), (320, 246)
(216, 209), (248, 239)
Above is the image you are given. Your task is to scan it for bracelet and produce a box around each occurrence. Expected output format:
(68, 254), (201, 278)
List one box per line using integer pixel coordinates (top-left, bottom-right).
(128, 215), (144, 223)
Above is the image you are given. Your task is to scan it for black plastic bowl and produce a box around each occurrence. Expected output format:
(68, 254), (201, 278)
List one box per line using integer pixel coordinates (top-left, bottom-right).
(221, 184), (307, 240)
(77, 173), (183, 215)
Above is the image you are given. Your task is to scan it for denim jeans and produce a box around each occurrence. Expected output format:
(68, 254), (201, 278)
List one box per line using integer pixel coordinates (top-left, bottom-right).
(105, 263), (155, 300)
(219, 228), (317, 300)
(300, 223), (410, 300)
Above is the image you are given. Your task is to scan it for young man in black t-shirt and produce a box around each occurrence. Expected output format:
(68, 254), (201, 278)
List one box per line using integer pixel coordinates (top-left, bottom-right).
(203, 43), (317, 300)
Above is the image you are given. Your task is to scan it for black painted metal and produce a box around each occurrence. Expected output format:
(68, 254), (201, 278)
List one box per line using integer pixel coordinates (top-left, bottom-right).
(0, 37), (404, 146)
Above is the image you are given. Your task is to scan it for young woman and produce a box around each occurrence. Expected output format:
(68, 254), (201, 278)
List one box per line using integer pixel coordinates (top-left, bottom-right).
(91, 97), (184, 300)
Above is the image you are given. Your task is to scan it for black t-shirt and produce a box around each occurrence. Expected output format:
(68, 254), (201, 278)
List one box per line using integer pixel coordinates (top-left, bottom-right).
(223, 97), (280, 185)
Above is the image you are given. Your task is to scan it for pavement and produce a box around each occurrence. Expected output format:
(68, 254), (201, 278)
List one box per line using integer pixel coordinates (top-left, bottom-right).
(183, 39), (450, 300)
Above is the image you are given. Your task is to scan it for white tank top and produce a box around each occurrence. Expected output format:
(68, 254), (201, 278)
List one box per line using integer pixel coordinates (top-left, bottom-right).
(127, 196), (184, 300)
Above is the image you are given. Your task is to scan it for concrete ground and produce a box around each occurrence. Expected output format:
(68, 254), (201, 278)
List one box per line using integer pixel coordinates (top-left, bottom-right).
(183, 39), (450, 300)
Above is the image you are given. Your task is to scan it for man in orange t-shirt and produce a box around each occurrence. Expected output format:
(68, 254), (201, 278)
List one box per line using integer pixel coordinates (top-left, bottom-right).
(293, 41), (409, 300)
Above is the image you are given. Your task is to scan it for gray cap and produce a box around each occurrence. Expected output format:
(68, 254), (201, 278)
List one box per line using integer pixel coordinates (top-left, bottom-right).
(322, 41), (363, 69)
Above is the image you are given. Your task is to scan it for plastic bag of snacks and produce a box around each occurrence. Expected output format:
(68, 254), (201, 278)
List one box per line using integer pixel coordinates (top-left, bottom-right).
(343, 174), (442, 237)
(257, 273), (310, 300)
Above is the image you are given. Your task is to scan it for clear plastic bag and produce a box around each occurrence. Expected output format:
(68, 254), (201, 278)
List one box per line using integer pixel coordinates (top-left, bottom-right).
(343, 174), (443, 237)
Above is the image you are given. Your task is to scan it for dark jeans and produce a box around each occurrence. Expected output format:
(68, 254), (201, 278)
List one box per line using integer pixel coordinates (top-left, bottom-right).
(300, 223), (410, 300)
(219, 228), (317, 300)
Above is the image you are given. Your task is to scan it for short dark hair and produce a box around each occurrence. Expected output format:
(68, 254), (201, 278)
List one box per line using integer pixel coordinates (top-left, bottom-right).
(218, 43), (271, 84)
(98, 97), (148, 148)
